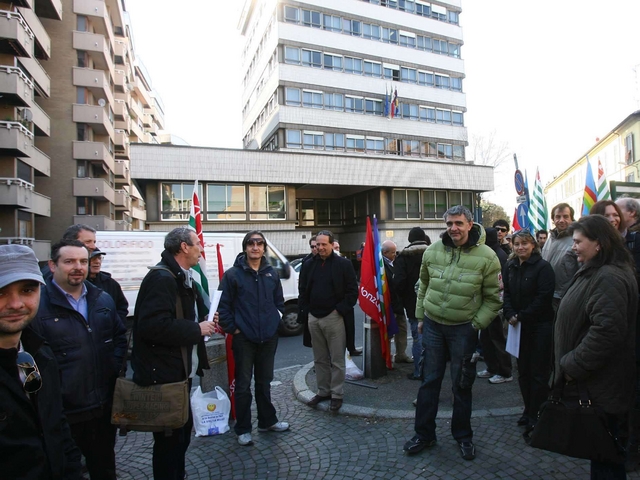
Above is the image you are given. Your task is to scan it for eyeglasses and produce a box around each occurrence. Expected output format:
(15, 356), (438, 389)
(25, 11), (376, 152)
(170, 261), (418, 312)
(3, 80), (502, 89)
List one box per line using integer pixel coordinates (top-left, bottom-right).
(495, 227), (508, 233)
(246, 239), (265, 247)
(310, 245), (317, 249)
(16, 351), (42, 394)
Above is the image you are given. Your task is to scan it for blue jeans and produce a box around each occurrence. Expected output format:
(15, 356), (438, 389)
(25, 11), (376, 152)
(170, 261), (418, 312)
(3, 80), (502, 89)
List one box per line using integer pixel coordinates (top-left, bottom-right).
(232, 332), (279, 435)
(414, 316), (477, 443)
(409, 318), (422, 378)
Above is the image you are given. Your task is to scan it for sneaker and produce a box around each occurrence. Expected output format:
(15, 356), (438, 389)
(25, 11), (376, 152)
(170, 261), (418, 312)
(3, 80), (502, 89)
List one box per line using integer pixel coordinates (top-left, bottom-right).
(258, 421), (290, 433)
(488, 375), (513, 384)
(237, 433), (253, 446)
(403, 435), (437, 454)
(459, 441), (476, 460)
(477, 370), (493, 378)
(394, 355), (413, 364)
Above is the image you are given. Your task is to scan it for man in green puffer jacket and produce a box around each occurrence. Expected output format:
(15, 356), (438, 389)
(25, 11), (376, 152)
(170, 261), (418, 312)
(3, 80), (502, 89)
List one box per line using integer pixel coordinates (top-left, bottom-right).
(403, 205), (502, 461)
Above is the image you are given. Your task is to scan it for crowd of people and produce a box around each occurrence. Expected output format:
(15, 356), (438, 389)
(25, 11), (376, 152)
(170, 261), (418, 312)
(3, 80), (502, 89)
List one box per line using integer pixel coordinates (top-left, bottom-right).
(4, 194), (640, 479)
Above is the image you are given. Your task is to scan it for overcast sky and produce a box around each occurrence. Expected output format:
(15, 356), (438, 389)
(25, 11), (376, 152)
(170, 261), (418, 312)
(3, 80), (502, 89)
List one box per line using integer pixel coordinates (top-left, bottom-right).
(125, 1), (640, 211)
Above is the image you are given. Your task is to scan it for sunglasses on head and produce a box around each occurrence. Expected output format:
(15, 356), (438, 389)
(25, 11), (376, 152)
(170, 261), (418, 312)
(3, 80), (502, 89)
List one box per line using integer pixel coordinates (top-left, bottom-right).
(246, 239), (265, 247)
(16, 351), (42, 394)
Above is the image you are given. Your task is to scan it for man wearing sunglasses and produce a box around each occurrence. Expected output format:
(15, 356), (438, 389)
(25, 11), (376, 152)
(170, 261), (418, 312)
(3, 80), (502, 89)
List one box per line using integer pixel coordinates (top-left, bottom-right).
(0, 245), (81, 479)
(492, 219), (512, 256)
(218, 231), (289, 446)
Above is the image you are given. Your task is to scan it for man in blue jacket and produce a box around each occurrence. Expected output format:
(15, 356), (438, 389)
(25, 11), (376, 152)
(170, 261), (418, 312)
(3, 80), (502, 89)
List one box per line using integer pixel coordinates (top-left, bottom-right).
(218, 230), (289, 447)
(32, 239), (127, 480)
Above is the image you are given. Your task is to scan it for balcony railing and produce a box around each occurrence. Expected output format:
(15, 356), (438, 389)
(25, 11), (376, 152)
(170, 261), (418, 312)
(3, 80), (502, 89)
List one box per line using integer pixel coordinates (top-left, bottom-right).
(0, 65), (33, 107)
(0, 10), (34, 57)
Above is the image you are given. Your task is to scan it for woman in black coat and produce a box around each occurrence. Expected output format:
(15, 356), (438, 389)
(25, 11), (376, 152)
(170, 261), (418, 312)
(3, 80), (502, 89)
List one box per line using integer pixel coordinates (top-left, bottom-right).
(502, 230), (555, 438)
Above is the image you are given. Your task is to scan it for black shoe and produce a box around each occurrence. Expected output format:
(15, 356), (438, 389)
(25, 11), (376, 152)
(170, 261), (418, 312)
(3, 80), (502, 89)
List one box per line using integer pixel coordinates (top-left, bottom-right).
(307, 395), (331, 407)
(349, 349), (363, 356)
(329, 398), (343, 411)
(406, 373), (421, 381)
(459, 441), (476, 460)
(403, 435), (436, 454)
(523, 425), (534, 445)
(517, 415), (529, 426)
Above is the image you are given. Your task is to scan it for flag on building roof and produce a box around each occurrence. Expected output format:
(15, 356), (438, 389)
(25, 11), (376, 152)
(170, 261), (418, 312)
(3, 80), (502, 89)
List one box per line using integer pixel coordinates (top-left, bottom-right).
(188, 180), (210, 311)
(596, 159), (611, 201)
(582, 158), (597, 216)
(528, 168), (548, 232)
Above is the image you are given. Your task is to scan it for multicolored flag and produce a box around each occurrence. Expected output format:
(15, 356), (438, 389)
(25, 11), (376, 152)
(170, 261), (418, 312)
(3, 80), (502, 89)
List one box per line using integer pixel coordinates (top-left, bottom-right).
(383, 85), (390, 118)
(582, 158), (597, 216)
(188, 180), (210, 311)
(391, 88), (399, 118)
(528, 168), (548, 232)
(596, 159), (611, 201)
(512, 208), (523, 231)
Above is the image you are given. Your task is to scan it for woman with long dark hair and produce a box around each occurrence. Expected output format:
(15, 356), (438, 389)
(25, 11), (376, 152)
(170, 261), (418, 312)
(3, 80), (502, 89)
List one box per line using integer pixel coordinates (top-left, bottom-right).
(591, 200), (626, 235)
(502, 230), (555, 439)
(555, 215), (638, 478)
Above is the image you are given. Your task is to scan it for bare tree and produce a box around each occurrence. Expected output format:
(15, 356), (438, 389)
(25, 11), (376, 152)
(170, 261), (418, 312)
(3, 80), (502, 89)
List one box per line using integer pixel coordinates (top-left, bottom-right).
(468, 130), (511, 169)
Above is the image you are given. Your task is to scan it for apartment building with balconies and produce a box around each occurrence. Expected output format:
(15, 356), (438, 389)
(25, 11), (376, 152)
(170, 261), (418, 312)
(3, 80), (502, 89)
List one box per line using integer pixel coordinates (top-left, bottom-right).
(31, 0), (162, 242)
(0, 0), (61, 260)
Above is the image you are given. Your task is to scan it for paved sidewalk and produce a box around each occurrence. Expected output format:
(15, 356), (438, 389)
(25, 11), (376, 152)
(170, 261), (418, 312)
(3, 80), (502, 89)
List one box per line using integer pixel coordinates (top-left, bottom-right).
(113, 365), (640, 479)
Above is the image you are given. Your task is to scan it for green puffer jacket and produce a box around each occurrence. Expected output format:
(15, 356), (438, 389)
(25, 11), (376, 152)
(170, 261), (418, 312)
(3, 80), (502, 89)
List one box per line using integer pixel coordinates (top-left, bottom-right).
(415, 223), (502, 329)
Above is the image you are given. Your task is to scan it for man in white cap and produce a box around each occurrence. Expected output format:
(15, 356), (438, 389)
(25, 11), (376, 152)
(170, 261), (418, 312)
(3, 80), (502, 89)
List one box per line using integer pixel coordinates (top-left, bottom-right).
(0, 245), (81, 479)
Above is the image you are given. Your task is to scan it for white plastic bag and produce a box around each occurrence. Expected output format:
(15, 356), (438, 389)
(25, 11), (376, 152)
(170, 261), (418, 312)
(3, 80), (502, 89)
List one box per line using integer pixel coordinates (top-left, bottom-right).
(191, 386), (231, 437)
(345, 351), (364, 380)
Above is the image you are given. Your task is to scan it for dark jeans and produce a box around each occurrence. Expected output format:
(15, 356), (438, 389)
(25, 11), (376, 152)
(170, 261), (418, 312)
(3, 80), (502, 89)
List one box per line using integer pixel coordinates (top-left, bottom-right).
(591, 413), (627, 479)
(517, 321), (552, 424)
(415, 317), (477, 443)
(69, 408), (117, 480)
(232, 332), (279, 435)
(409, 318), (423, 378)
(479, 315), (511, 377)
(152, 380), (193, 480)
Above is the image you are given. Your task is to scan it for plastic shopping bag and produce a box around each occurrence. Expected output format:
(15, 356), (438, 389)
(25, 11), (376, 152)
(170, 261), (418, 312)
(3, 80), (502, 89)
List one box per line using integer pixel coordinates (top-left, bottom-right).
(191, 386), (231, 437)
(345, 351), (364, 381)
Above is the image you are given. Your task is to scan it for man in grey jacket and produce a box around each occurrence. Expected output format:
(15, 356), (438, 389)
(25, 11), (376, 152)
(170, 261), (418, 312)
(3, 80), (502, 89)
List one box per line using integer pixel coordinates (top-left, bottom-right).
(541, 203), (580, 312)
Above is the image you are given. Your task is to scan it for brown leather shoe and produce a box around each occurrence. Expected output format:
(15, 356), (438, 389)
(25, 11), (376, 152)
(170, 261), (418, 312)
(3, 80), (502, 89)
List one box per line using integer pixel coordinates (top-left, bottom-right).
(307, 395), (331, 406)
(329, 398), (343, 412)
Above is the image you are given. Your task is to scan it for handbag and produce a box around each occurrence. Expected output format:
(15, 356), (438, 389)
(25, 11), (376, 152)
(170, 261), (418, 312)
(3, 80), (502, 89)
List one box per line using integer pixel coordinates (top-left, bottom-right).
(111, 278), (190, 432)
(529, 377), (625, 463)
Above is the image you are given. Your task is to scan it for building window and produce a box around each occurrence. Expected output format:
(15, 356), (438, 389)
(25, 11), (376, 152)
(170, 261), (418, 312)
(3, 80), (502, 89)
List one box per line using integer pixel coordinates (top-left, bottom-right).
(76, 87), (87, 104)
(382, 27), (398, 44)
(364, 60), (382, 77)
(451, 77), (462, 92)
(402, 103), (418, 120)
(399, 33), (416, 48)
(366, 137), (384, 154)
(418, 71), (434, 87)
(316, 200), (342, 226)
(386, 138), (401, 155)
(286, 130), (302, 148)
(325, 133), (345, 151)
(285, 87), (301, 106)
(401, 67), (417, 84)
(303, 131), (324, 149)
(625, 133), (634, 164)
(207, 184), (246, 220)
(323, 14), (342, 32)
(394, 189), (421, 219)
(77, 50), (88, 68)
(18, 210), (33, 238)
(161, 183), (202, 220)
(76, 15), (88, 32)
(436, 109), (452, 124)
(302, 49), (322, 68)
(421, 141), (437, 157)
(324, 93), (344, 111)
(344, 57), (363, 74)
(345, 96), (364, 113)
(363, 23), (380, 40)
(250, 185), (286, 220)
(435, 74), (450, 89)
(302, 90), (323, 108)
(346, 135), (365, 152)
(417, 36), (432, 52)
(284, 6), (299, 23)
(419, 106), (436, 122)
(423, 190), (447, 219)
(284, 46), (300, 64)
(323, 53), (343, 71)
(449, 191), (474, 211)
(365, 98), (383, 115)
(302, 9), (321, 28)
(438, 143), (453, 159)
(453, 145), (465, 161)
(452, 111), (463, 126)
(298, 199), (315, 226)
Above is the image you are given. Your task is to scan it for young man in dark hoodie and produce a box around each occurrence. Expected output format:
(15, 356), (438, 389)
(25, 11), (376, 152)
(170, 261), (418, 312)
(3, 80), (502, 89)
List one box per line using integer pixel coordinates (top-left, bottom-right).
(394, 227), (431, 379)
(476, 228), (512, 384)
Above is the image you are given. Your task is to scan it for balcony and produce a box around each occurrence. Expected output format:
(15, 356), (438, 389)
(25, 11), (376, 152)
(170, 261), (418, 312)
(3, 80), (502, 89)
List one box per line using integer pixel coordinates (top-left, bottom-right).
(73, 141), (115, 173)
(22, 99), (50, 136)
(0, 11), (34, 57)
(113, 98), (127, 118)
(115, 220), (131, 231)
(20, 144), (50, 176)
(114, 68), (126, 90)
(34, 0), (62, 20)
(0, 121), (34, 157)
(17, 56), (50, 97)
(115, 116), (130, 133)
(131, 205), (146, 221)
(114, 189), (131, 210)
(133, 76), (152, 107)
(17, 7), (50, 59)
(73, 177), (115, 203)
(72, 67), (114, 107)
(130, 120), (144, 142)
(129, 98), (143, 120)
(73, 0), (114, 40)
(73, 104), (114, 137)
(142, 112), (152, 127)
(73, 215), (116, 231)
(0, 65), (33, 106)
(114, 160), (130, 184)
(146, 121), (159, 137)
(72, 31), (114, 78)
(0, 178), (50, 216)
(114, 40), (127, 62)
(0, 238), (50, 263)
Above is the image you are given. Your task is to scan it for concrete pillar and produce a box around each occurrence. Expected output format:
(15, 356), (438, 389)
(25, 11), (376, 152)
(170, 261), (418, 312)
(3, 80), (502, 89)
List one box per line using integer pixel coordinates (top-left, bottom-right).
(200, 336), (229, 394)
(363, 316), (387, 379)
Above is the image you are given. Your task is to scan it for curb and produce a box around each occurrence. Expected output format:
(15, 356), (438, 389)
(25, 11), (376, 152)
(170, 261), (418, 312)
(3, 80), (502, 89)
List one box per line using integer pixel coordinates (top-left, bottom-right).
(293, 361), (524, 419)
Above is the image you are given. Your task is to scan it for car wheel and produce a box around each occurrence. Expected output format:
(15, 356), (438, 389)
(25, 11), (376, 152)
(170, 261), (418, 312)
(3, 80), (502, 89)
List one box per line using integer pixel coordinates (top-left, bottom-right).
(278, 304), (303, 336)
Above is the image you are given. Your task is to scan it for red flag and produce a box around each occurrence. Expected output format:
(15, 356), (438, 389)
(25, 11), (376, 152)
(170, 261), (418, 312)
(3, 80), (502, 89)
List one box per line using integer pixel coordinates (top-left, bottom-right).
(215, 243), (236, 420)
(512, 208), (522, 231)
(357, 217), (392, 366)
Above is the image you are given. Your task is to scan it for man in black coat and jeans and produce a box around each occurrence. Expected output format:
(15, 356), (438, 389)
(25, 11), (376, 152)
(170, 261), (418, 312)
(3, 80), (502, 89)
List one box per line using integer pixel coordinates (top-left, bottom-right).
(133, 227), (216, 480)
(0, 245), (81, 480)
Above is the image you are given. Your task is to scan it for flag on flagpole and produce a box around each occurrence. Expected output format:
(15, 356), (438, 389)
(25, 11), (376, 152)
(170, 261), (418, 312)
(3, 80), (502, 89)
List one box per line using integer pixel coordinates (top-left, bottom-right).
(596, 159), (611, 201)
(528, 168), (548, 232)
(383, 85), (390, 118)
(357, 217), (392, 367)
(512, 208), (522, 231)
(391, 88), (399, 118)
(188, 180), (210, 312)
(213, 243), (236, 421)
(582, 158), (597, 216)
